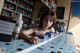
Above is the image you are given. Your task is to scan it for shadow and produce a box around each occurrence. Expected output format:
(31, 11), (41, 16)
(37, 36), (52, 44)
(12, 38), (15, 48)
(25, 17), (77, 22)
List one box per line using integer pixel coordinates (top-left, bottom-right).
(0, 33), (12, 42)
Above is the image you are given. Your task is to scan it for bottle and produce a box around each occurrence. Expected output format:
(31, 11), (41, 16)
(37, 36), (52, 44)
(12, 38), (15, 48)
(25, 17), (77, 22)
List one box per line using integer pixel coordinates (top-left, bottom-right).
(12, 12), (23, 39)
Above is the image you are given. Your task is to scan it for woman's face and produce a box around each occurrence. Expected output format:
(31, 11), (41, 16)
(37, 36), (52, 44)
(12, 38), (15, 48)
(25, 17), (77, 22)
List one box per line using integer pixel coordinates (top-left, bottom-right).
(42, 15), (54, 29)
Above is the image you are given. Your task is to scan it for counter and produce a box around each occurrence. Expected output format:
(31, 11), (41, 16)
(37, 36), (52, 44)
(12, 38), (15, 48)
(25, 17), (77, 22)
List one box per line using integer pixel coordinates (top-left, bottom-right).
(0, 32), (76, 53)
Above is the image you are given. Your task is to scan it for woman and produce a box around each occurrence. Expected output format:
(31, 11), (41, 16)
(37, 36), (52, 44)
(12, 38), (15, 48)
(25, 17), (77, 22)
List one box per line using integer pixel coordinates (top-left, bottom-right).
(20, 10), (56, 44)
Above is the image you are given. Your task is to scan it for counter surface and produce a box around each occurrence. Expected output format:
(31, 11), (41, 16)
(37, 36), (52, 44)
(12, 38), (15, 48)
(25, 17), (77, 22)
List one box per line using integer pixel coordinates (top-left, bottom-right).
(0, 32), (76, 53)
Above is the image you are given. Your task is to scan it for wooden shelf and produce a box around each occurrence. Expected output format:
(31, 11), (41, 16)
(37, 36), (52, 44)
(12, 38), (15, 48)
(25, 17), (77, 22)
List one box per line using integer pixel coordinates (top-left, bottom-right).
(0, 0), (34, 24)
(3, 7), (17, 13)
(5, 0), (32, 13)
(41, 0), (52, 11)
(3, 7), (32, 19)
(5, 0), (17, 6)
(41, 0), (56, 12)
(17, 5), (32, 13)
(23, 14), (32, 18)
(22, 0), (33, 6)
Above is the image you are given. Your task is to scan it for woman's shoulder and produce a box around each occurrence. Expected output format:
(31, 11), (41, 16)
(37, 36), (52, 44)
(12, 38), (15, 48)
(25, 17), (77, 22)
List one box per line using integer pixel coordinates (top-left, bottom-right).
(21, 27), (39, 34)
(50, 27), (55, 33)
(30, 27), (39, 32)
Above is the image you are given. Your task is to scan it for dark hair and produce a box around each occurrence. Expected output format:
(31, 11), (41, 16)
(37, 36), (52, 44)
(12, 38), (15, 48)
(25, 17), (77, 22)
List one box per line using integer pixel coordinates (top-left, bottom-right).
(39, 10), (56, 29)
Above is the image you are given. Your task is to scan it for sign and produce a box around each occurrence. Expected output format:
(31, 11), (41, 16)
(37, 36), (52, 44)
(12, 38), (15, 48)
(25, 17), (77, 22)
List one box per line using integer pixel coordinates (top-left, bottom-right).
(0, 20), (15, 35)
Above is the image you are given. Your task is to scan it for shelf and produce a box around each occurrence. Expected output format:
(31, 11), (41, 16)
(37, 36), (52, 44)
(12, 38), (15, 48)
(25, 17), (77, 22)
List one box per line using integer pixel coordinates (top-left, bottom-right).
(23, 0), (33, 7)
(41, 0), (56, 12)
(5, 0), (17, 6)
(1, 0), (34, 25)
(41, 0), (53, 11)
(17, 5), (32, 13)
(2, 7), (32, 19)
(5, 0), (32, 13)
(2, 7), (17, 13)
(23, 14), (32, 19)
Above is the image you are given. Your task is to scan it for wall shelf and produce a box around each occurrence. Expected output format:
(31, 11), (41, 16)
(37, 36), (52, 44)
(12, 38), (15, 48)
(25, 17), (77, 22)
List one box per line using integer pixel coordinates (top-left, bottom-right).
(22, 0), (33, 6)
(0, 0), (35, 24)
(3, 7), (17, 13)
(41, 0), (57, 12)
(3, 7), (32, 19)
(5, 0), (32, 13)
(5, 0), (17, 6)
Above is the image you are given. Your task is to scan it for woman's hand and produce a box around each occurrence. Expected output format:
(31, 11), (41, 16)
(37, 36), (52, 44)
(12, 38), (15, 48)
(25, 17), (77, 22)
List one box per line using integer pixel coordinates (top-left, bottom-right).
(27, 36), (40, 44)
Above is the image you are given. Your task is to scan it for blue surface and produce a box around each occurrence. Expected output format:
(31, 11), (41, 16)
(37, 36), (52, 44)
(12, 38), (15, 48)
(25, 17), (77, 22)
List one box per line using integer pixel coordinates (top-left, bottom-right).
(72, 2), (80, 16)
(29, 33), (76, 53)
(0, 32), (76, 53)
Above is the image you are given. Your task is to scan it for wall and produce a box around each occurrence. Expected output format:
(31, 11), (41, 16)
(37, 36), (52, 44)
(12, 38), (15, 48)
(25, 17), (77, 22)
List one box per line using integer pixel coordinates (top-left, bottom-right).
(68, 16), (80, 29)
(0, 0), (4, 15)
(68, 2), (80, 49)
(68, 16), (80, 48)
(57, 0), (80, 49)
(57, 0), (71, 27)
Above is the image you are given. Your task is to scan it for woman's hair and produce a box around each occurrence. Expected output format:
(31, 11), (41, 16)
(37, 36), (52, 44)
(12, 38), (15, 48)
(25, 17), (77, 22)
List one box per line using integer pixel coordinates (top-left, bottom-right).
(39, 9), (56, 29)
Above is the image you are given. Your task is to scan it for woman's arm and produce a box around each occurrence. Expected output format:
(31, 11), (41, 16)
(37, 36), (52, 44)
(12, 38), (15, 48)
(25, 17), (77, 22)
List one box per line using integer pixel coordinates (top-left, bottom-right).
(19, 28), (40, 44)
(21, 28), (34, 37)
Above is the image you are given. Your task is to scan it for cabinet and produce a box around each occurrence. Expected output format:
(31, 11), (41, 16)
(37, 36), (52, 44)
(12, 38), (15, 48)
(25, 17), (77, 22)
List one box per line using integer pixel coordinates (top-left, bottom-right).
(0, 0), (35, 24)
(32, 0), (57, 21)
(0, 0), (57, 24)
